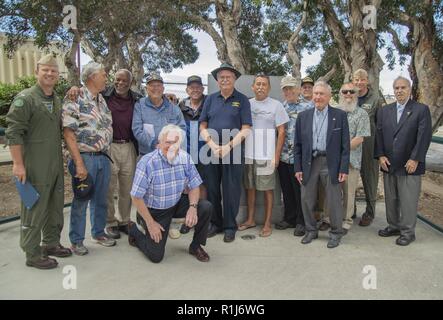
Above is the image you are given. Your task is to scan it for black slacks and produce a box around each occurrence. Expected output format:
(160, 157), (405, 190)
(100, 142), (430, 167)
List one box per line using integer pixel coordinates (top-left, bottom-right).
(130, 195), (212, 263)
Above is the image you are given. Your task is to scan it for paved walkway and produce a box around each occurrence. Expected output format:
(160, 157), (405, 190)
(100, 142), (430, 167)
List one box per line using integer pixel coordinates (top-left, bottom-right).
(0, 202), (442, 300)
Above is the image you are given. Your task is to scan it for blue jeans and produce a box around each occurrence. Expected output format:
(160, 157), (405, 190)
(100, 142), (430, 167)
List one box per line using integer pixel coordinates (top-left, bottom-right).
(68, 154), (111, 244)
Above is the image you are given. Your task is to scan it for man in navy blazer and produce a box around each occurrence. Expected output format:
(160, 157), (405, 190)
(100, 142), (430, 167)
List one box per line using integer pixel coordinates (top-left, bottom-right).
(374, 76), (432, 246)
(294, 81), (350, 248)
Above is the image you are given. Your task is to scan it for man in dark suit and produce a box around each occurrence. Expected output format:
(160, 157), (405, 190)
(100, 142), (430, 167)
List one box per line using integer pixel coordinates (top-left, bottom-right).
(294, 81), (350, 248)
(374, 76), (432, 246)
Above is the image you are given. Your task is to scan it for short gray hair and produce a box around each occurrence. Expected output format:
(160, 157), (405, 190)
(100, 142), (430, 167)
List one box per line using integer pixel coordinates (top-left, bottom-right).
(158, 124), (184, 146)
(313, 81), (332, 95)
(393, 76), (411, 88)
(116, 68), (133, 83)
(81, 62), (105, 84)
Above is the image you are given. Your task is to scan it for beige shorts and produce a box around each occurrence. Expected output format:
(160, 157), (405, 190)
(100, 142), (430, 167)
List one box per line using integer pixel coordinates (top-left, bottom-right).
(244, 159), (276, 191)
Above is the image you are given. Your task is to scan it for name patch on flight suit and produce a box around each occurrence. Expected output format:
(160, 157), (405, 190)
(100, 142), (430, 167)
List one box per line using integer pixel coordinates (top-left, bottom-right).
(361, 103), (372, 112)
(232, 101), (240, 108)
(42, 101), (54, 113)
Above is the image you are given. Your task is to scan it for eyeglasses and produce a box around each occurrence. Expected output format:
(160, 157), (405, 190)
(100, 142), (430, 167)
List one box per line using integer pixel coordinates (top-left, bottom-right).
(341, 89), (356, 95)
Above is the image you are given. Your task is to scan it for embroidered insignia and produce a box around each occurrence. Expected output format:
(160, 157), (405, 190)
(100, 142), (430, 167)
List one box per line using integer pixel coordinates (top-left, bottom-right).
(13, 99), (24, 108)
(232, 101), (240, 107)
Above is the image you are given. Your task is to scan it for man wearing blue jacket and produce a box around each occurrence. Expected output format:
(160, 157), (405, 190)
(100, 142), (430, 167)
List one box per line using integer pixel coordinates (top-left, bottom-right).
(132, 72), (186, 156)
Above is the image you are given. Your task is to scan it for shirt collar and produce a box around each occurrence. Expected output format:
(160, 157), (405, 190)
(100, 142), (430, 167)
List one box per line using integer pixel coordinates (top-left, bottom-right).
(218, 89), (237, 100)
(315, 105), (329, 115)
(397, 98), (409, 108)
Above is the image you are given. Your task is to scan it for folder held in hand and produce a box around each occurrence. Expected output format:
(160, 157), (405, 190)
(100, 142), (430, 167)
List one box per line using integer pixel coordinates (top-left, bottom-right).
(14, 177), (40, 210)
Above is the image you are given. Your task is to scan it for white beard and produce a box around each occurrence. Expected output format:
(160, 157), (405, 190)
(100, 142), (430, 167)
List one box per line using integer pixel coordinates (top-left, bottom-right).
(338, 97), (357, 113)
(166, 145), (180, 165)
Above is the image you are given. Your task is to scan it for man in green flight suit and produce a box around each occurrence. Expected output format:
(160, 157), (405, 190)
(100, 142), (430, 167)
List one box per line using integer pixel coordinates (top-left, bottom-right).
(6, 54), (72, 269)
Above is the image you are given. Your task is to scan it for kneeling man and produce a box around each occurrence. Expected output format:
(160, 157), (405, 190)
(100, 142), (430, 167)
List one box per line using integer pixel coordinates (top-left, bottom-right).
(129, 124), (213, 262)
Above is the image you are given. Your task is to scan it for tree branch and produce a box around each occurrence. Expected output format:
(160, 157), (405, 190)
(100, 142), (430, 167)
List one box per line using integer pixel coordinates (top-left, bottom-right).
(288, 0), (308, 80)
(386, 26), (410, 54)
(317, 64), (337, 83)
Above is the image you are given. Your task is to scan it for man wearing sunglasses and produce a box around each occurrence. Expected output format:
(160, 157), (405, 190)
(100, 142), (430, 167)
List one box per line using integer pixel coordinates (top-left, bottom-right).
(322, 83), (370, 233)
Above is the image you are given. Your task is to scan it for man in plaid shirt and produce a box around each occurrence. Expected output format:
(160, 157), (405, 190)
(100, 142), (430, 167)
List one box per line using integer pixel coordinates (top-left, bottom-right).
(128, 124), (213, 262)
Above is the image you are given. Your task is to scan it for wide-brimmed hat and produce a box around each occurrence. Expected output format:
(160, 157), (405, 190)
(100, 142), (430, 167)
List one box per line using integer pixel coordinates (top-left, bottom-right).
(211, 63), (241, 81)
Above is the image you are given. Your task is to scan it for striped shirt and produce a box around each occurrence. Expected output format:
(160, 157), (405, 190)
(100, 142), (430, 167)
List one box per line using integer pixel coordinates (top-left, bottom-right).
(130, 149), (202, 209)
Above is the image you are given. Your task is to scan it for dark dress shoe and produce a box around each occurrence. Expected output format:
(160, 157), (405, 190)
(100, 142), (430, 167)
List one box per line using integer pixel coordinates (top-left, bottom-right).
(378, 227), (401, 237)
(42, 244), (72, 258)
(301, 232), (318, 244)
(207, 224), (223, 238)
(189, 245), (210, 262)
(396, 235), (416, 246)
(26, 257), (58, 269)
(358, 213), (373, 227)
(105, 226), (121, 239)
(275, 220), (296, 230)
(118, 224), (129, 235)
(223, 231), (236, 243)
(293, 224), (306, 237)
(319, 222), (330, 231)
(327, 237), (341, 248)
(180, 224), (191, 234)
(127, 221), (137, 247)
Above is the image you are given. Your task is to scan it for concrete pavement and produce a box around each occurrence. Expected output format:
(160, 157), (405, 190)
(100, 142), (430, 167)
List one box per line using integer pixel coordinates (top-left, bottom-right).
(0, 201), (442, 300)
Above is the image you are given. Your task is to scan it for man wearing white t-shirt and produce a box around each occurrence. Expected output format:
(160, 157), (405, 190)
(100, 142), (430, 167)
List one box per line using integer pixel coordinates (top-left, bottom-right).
(239, 74), (289, 237)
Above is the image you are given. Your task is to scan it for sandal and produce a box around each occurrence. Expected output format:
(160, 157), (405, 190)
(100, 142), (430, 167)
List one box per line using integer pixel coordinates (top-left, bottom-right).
(238, 223), (257, 231)
(259, 228), (272, 237)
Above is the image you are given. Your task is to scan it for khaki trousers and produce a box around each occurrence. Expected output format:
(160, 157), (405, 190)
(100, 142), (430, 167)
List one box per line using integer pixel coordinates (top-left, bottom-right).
(106, 142), (137, 227)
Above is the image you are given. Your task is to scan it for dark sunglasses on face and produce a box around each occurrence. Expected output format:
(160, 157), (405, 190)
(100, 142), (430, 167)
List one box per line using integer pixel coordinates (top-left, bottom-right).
(341, 89), (356, 95)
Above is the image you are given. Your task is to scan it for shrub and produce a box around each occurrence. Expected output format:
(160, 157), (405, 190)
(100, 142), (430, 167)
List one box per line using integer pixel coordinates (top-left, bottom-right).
(0, 76), (70, 128)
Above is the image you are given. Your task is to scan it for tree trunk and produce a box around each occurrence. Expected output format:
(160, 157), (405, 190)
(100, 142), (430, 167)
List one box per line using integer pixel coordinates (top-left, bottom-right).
(64, 32), (81, 86)
(410, 19), (443, 132)
(215, 0), (250, 73)
(127, 35), (145, 92)
(318, 0), (383, 91)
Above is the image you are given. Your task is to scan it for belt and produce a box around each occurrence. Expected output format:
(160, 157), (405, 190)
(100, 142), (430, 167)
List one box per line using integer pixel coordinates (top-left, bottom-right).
(112, 139), (131, 144)
(80, 151), (114, 163)
(312, 150), (327, 158)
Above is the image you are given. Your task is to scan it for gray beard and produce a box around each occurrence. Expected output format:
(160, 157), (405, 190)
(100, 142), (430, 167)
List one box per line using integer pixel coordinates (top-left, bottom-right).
(337, 98), (357, 113)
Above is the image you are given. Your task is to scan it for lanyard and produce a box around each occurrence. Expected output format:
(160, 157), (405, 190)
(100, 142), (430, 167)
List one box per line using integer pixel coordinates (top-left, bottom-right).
(314, 110), (327, 148)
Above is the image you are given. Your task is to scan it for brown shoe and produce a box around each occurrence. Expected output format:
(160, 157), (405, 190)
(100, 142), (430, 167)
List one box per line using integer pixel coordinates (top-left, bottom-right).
(26, 257), (58, 270)
(42, 244), (72, 258)
(359, 213), (373, 227)
(189, 245), (210, 262)
(319, 222), (330, 231)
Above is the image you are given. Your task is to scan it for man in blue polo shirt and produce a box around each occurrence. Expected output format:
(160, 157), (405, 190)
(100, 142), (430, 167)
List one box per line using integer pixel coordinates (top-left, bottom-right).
(199, 63), (252, 243)
(132, 72), (186, 156)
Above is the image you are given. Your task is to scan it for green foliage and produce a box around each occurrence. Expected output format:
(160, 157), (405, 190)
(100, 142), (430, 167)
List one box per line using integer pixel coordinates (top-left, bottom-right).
(0, 76), (71, 128)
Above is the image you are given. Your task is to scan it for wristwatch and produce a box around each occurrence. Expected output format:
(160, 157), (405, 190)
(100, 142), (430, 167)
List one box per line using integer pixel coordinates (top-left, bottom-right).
(189, 203), (198, 209)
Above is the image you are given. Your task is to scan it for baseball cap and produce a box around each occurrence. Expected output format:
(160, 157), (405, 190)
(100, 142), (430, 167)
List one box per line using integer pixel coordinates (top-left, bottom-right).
(146, 72), (164, 84)
(280, 76), (299, 89)
(187, 75), (203, 86)
(301, 76), (315, 86)
(68, 161), (94, 200)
